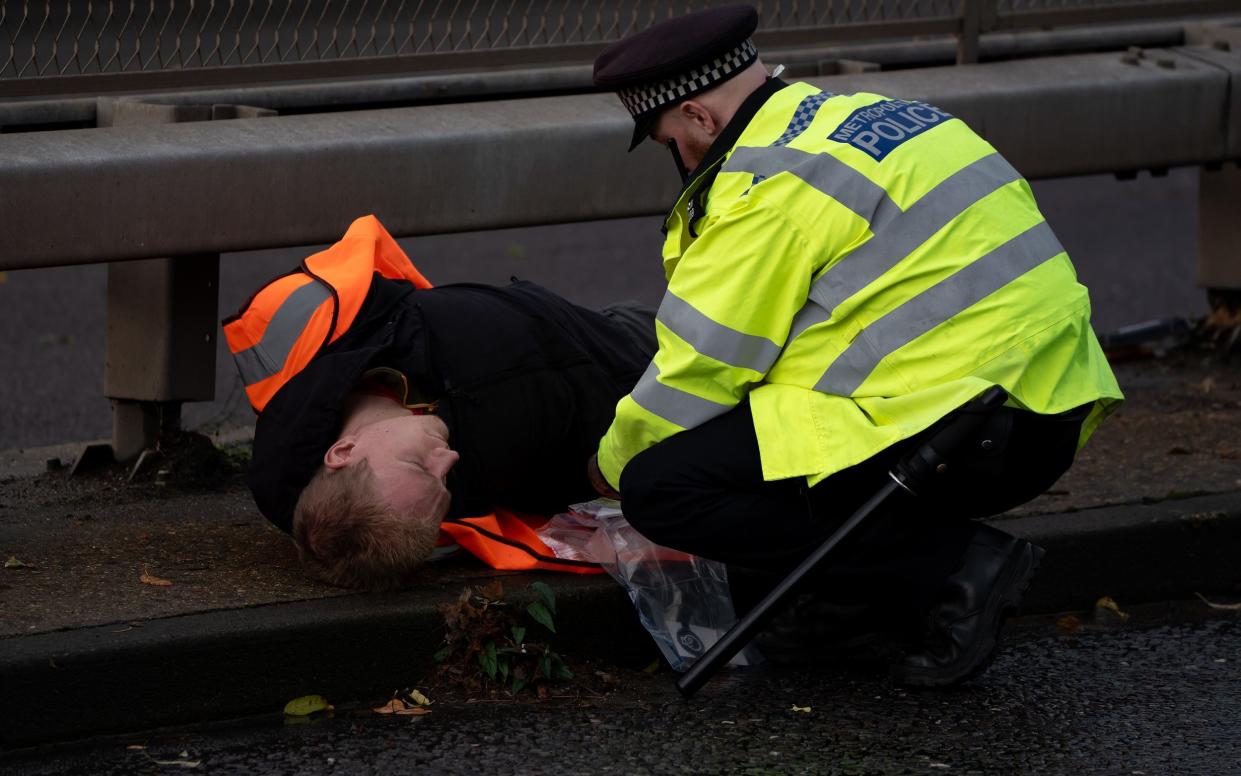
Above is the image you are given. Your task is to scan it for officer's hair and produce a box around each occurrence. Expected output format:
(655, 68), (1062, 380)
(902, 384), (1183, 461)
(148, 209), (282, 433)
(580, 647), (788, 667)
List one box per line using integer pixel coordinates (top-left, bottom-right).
(292, 459), (439, 590)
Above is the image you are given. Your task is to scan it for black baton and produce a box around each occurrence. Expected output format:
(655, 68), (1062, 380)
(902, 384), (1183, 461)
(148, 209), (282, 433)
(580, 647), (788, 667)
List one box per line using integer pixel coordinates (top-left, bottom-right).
(676, 386), (1009, 698)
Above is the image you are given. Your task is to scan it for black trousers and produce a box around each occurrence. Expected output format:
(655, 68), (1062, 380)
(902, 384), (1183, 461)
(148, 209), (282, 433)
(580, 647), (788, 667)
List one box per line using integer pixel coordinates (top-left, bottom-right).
(619, 400), (1088, 621)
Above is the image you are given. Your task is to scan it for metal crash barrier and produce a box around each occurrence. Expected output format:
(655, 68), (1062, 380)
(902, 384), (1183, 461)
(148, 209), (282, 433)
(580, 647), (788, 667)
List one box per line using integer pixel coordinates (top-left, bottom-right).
(1, 5), (1240, 461)
(4, 43), (1239, 265)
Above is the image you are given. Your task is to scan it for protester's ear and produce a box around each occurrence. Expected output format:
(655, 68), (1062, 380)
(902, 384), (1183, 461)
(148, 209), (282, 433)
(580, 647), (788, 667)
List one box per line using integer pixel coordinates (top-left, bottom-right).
(324, 438), (356, 469)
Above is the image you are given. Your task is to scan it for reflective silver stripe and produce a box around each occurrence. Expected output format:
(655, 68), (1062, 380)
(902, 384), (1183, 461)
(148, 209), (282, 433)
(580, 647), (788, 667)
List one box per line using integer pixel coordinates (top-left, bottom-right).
(657, 291), (781, 374)
(231, 279), (332, 385)
(725, 145), (901, 229)
(630, 362), (734, 430)
(232, 346), (272, 388)
(815, 220), (1064, 395)
(787, 152), (1023, 344)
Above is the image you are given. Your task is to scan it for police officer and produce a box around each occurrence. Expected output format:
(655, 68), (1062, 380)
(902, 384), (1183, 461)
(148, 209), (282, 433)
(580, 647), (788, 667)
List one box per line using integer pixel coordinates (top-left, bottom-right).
(586, 5), (1123, 686)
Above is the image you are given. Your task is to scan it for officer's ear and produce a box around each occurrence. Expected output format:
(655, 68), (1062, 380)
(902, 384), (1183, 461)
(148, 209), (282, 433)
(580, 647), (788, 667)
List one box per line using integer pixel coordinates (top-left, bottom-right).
(324, 438), (357, 470)
(678, 100), (717, 136)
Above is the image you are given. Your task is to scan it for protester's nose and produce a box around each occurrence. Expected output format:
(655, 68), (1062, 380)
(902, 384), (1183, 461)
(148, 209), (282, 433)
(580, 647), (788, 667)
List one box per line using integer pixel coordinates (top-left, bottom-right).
(429, 447), (460, 477)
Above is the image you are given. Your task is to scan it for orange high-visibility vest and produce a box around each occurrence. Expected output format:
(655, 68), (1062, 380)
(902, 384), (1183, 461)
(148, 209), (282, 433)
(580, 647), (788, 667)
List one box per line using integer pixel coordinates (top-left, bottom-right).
(442, 512), (600, 574)
(223, 215), (432, 414)
(224, 215), (600, 575)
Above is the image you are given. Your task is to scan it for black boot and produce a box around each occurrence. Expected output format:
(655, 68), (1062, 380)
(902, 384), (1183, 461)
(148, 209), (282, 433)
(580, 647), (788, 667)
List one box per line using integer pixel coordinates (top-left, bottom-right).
(891, 523), (1045, 687)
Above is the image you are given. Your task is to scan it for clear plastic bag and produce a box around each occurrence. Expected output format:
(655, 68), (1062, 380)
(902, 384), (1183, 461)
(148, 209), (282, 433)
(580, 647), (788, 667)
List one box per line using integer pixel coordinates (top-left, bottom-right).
(538, 499), (762, 672)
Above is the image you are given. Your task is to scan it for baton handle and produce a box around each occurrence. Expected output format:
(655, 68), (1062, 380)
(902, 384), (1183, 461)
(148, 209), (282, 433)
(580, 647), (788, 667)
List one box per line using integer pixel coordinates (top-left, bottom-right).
(891, 385), (1008, 495)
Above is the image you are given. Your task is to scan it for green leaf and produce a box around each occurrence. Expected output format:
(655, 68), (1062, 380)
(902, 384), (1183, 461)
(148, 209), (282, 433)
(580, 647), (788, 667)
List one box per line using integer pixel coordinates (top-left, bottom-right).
(539, 653), (553, 679)
(527, 601), (556, 633)
(530, 581), (556, 613)
(554, 663), (574, 680)
(510, 677), (526, 695)
(283, 694), (330, 716)
(433, 645), (451, 663)
(478, 640), (498, 680)
(511, 626), (526, 645)
(498, 658), (510, 681)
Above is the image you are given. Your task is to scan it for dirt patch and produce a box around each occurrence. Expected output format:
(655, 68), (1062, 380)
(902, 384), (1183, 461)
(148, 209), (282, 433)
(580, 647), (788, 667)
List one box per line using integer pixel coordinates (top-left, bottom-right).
(1013, 349), (1241, 516)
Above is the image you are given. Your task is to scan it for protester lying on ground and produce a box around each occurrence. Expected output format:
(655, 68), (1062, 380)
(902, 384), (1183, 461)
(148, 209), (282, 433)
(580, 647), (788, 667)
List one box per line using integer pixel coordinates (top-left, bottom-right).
(224, 216), (656, 591)
(585, 6), (1125, 687)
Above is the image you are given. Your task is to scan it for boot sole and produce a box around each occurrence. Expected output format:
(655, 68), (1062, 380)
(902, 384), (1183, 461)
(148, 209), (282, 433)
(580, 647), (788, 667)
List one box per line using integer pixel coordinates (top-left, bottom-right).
(893, 540), (1046, 688)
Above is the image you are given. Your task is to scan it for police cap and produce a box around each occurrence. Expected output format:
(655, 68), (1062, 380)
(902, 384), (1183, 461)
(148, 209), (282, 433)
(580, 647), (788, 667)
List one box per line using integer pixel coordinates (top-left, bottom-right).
(593, 5), (760, 151)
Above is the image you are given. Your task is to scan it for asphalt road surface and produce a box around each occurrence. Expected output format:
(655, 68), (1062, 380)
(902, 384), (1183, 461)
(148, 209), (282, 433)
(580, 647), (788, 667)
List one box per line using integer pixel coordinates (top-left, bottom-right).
(0, 168), (1206, 452)
(6, 610), (1239, 775)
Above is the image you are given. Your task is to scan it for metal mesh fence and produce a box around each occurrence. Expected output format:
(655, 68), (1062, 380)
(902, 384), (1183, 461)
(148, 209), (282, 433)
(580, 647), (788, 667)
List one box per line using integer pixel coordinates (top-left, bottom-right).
(996, 0), (1209, 9)
(0, 0), (1229, 80)
(0, 1), (962, 79)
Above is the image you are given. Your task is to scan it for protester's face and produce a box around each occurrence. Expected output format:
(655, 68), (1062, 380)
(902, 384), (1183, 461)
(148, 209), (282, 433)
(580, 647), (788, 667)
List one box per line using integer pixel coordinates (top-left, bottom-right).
(328, 415), (460, 522)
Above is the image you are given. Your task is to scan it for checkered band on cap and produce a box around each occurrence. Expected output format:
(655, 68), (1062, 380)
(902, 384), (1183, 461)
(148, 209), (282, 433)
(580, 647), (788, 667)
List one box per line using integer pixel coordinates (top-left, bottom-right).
(617, 38), (759, 119)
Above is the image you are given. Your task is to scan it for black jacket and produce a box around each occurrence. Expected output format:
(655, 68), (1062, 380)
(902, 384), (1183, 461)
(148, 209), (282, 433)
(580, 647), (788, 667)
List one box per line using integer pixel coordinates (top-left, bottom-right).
(249, 278), (655, 532)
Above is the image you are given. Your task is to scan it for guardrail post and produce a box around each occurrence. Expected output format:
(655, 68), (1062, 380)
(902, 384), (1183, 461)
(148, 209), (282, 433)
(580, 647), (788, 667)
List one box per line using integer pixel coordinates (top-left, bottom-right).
(1198, 164), (1241, 293)
(105, 254), (220, 461)
(957, 0), (983, 65)
(1187, 23), (1241, 322)
(98, 99), (274, 463)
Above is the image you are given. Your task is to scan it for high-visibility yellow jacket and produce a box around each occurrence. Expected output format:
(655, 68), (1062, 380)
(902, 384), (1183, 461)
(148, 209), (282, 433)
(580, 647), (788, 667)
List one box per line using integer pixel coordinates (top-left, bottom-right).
(596, 80), (1123, 489)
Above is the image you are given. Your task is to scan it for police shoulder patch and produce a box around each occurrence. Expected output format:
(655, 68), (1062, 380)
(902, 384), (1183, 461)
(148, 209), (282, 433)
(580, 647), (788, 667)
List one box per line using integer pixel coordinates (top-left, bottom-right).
(827, 99), (955, 161)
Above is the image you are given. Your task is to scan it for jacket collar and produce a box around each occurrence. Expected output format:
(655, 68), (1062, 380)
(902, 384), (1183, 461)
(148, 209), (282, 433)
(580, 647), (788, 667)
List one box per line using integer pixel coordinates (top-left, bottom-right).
(676, 76), (790, 199)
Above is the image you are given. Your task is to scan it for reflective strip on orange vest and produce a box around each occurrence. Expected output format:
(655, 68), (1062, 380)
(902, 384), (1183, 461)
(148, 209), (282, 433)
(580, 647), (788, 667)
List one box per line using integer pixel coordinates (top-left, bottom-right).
(230, 278), (332, 388)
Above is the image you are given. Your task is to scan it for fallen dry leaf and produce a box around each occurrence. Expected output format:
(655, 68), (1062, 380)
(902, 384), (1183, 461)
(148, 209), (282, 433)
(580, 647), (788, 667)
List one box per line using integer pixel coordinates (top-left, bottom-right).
(5, 556), (29, 569)
(373, 699), (405, 715)
(373, 699), (431, 716)
(283, 694), (331, 716)
(790, 705), (812, 713)
(1095, 596), (1130, 621)
(0, 271), (7, 284)
(139, 568), (173, 587)
(1200, 376), (1216, 394)
(479, 580), (505, 600)
(1056, 614), (1083, 634)
(1196, 592), (1241, 611)
(126, 744), (147, 751)
(409, 689), (433, 707)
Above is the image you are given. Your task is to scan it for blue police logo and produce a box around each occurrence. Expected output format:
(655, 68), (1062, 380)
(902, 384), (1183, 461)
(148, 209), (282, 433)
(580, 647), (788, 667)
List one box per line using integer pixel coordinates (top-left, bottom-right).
(828, 99), (955, 161)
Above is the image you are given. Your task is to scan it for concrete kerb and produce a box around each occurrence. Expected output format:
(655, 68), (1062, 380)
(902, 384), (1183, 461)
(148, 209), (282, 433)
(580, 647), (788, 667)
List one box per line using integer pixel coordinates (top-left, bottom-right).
(0, 573), (654, 750)
(997, 490), (1241, 613)
(2, 491), (1239, 749)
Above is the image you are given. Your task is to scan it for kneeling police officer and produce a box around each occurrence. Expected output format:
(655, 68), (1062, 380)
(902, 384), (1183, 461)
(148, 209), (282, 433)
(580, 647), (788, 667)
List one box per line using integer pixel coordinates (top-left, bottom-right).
(586, 5), (1123, 686)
